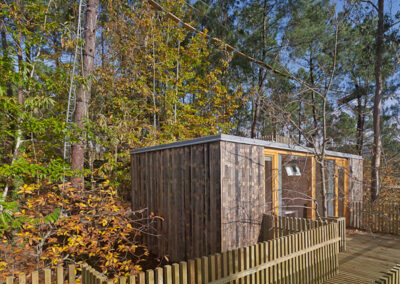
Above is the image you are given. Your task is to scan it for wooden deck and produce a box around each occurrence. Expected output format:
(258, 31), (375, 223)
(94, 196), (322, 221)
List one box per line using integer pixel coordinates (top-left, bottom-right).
(325, 230), (400, 283)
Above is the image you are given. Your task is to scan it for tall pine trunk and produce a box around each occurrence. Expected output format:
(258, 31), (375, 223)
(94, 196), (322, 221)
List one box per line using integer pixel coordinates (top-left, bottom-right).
(71, 0), (99, 189)
(250, 0), (268, 138)
(371, 0), (384, 201)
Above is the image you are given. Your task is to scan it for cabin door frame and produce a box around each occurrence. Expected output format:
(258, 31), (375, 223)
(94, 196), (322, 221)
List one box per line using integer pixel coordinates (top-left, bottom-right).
(264, 148), (349, 220)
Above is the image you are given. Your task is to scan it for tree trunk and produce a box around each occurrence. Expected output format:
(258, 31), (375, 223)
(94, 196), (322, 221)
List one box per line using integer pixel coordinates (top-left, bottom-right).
(355, 86), (366, 156)
(251, 80), (263, 138)
(298, 101), (302, 144)
(250, 0), (268, 138)
(371, 0), (384, 201)
(309, 53), (319, 137)
(71, 0), (99, 190)
(1, 17), (12, 97)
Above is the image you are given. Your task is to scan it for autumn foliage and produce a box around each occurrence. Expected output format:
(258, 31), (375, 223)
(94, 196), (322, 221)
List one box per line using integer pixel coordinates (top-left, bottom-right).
(0, 181), (159, 278)
(0, 0), (244, 277)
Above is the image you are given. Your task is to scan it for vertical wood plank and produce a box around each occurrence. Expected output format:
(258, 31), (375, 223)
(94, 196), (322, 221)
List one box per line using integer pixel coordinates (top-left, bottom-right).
(195, 258), (202, 284)
(155, 268), (163, 284)
(18, 274), (25, 284)
(180, 262), (188, 284)
(259, 242), (265, 284)
(119, 276), (127, 284)
(129, 274), (136, 284)
(163, 265), (172, 284)
(146, 269), (154, 284)
(57, 265), (63, 284)
(238, 248), (245, 284)
(171, 264), (179, 284)
(208, 255), (216, 282)
(188, 260), (196, 284)
(202, 256), (209, 284)
(138, 271), (146, 284)
(32, 271), (39, 284)
(44, 268), (51, 284)
(69, 265), (76, 284)
(216, 253), (222, 280)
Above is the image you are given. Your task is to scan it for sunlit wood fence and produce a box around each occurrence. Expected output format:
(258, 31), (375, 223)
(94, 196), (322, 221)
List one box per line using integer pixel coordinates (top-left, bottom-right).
(374, 264), (400, 284)
(349, 201), (400, 235)
(259, 214), (346, 252)
(2, 222), (340, 284)
(2, 264), (78, 284)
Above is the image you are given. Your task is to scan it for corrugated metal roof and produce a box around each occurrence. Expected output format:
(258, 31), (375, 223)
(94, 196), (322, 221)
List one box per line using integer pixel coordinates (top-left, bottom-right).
(130, 134), (363, 160)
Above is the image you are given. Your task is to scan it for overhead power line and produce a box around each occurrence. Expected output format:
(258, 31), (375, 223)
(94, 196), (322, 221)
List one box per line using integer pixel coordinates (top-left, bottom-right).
(147, 0), (293, 79)
(147, 0), (351, 101)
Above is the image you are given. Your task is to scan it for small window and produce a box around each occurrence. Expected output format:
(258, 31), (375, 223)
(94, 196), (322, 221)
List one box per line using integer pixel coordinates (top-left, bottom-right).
(285, 164), (301, 176)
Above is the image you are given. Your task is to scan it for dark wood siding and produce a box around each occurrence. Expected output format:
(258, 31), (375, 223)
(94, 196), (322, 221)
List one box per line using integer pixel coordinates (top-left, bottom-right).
(280, 155), (312, 218)
(349, 158), (363, 202)
(220, 141), (265, 251)
(131, 142), (221, 262)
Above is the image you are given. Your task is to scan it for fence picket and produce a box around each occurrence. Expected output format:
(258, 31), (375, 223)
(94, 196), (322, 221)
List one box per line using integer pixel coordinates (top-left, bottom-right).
(18, 274), (25, 284)
(31, 270), (39, 284)
(188, 260), (195, 284)
(145, 269), (154, 284)
(56, 265), (63, 284)
(348, 201), (400, 236)
(1, 214), (342, 284)
(201, 257), (209, 284)
(119, 276), (127, 284)
(129, 274), (136, 284)
(44, 268), (51, 284)
(162, 265), (173, 284)
(195, 258), (202, 284)
(179, 261), (188, 284)
(170, 264), (178, 284)
(209, 255), (216, 282)
(155, 267), (163, 284)
(138, 271), (145, 284)
(232, 250), (239, 284)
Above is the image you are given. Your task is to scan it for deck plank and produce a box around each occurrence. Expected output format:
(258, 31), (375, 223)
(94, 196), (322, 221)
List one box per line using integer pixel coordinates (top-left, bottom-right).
(325, 230), (400, 283)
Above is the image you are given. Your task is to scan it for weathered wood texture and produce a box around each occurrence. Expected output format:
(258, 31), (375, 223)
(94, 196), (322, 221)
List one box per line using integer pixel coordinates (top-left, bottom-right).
(280, 155), (312, 218)
(348, 158), (363, 203)
(259, 214), (346, 252)
(325, 231), (400, 284)
(349, 201), (400, 235)
(220, 141), (265, 252)
(3, 264), (77, 284)
(374, 264), (400, 284)
(110, 222), (340, 284)
(131, 142), (222, 261)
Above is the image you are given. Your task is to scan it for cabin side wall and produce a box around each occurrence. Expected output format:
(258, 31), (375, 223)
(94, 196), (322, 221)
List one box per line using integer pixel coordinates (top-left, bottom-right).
(349, 158), (363, 203)
(131, 142), (222, 262)
(220, 141), (265, 251)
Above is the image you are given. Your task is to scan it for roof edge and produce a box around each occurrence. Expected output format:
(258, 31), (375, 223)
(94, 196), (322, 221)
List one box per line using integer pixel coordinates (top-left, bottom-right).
(130, 134), (363, 160)
(130, 134), (223, 154)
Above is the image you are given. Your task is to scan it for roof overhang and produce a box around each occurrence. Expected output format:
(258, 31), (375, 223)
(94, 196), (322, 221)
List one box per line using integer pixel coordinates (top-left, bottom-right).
(130, 134), (363, 160)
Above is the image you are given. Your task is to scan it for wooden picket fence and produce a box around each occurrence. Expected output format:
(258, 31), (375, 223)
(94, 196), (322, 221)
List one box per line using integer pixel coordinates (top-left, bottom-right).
(2, 264), (114, 284)
(349, 201), (400, 235)
(259, 214), (346, 252)
(374, 264), (400, 284)
(1, 223), (340, 284)
(1, 264), (78, 284)
(113, 222), (340, 284)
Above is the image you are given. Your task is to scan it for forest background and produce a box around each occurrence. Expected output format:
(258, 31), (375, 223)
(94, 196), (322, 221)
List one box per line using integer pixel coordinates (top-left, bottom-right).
(0, 0), (399, 278)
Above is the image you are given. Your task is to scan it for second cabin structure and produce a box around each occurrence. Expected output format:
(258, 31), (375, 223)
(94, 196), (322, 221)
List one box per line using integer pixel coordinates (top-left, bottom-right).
(130, 134), (363, 262)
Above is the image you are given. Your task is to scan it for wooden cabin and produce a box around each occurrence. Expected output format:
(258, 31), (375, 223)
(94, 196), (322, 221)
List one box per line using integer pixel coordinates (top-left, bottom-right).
(130, 134), (363, 262)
